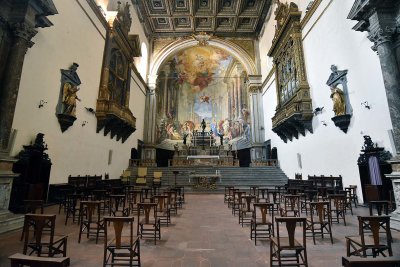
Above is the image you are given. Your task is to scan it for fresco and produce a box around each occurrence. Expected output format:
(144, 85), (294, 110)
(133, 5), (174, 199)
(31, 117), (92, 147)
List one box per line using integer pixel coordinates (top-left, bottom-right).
(156, 46), (250, 148)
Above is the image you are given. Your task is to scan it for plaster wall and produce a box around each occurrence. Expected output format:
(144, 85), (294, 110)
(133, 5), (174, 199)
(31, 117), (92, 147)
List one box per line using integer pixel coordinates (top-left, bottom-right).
(11, 0), (146, 184)
(261, 0), (394, 201)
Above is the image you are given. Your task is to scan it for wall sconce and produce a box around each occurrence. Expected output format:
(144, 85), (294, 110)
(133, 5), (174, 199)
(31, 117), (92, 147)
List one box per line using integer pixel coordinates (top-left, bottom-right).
(361, 101), (371, 109)
(85, 107), (96, 114)
(38, 100), (47, 108)
(321, 120), (327, 126)
(313, 107), (324, 115)
(82, 121), (88, 127)
(260, 126), (265, 130)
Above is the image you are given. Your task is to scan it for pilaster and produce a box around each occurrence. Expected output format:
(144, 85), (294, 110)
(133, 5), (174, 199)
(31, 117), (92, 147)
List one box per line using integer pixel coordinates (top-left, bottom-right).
(143, 75), (158, 162)
(247, 75), (266, 164)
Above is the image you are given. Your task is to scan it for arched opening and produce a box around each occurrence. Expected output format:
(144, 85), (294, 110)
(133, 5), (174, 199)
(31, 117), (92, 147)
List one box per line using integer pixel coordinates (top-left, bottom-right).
(134, 42), (148, 81)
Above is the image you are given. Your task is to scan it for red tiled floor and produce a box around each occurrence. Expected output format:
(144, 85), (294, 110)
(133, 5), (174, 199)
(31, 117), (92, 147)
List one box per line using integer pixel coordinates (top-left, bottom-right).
(0, 194), (399, 267)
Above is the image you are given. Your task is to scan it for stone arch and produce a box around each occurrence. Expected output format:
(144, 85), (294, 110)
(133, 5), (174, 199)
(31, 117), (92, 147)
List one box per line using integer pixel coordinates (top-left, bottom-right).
(148, 37), (257, 84)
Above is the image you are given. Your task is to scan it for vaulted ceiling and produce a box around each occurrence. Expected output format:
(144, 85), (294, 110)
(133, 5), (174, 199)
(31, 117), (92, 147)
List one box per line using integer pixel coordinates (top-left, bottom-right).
(133, 0), (272, 38)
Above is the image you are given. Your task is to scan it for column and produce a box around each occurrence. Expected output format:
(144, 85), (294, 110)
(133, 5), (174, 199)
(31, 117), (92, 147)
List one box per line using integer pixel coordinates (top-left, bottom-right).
(0, 23), (37, 151)
(142, 75), (158, 162)
(247, 75), (266, 164)
(368, 25), (400, 153)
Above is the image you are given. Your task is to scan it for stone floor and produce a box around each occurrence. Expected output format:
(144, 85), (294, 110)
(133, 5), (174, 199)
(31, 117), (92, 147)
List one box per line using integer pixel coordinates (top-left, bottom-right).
(0, 194), (399, 267)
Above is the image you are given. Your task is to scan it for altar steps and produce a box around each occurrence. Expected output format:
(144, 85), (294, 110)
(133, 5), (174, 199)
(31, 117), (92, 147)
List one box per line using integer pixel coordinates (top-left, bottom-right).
(131, 166), (288, 192)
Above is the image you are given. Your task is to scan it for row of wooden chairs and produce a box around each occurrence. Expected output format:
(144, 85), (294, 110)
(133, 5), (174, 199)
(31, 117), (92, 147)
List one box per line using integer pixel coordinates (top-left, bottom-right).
(224, 185), (394, 267)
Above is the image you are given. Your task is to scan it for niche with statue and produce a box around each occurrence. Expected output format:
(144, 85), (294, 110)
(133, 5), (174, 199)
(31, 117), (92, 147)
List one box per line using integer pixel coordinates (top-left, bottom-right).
(326, 65), (352, 133)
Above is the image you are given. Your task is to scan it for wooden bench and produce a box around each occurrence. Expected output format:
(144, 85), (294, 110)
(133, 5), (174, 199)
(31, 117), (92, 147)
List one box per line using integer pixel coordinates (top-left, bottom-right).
(342, 256), (400, 267)
(9, 253), (70, 267)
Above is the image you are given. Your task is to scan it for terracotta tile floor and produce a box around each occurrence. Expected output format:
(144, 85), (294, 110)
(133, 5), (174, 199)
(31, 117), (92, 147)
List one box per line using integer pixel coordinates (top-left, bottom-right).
(0, 194), (399, 267)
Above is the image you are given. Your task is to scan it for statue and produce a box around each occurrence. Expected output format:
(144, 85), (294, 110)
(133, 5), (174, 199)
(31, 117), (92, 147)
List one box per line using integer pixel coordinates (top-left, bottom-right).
(218, 132), (224, 146)
(183, 133), (188, 145)
(62, 83), (80, 116)
(330, 86), (346, 116)
(174, 143), (179, 155)
(201, 119), (206, 132)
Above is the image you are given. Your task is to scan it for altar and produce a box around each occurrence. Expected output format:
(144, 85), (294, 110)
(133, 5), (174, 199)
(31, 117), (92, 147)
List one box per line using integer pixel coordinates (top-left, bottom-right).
(189, 173), (221, 190)
(187, 155), (220, 166)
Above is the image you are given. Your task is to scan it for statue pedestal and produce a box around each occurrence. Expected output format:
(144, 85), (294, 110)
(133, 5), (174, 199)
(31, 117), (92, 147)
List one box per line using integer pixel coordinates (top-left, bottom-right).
(0, 156), (23, 234)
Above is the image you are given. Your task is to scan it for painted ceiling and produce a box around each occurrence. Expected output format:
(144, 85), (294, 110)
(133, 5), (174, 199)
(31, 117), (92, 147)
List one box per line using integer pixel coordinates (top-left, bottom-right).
(133, 0), (273, 38)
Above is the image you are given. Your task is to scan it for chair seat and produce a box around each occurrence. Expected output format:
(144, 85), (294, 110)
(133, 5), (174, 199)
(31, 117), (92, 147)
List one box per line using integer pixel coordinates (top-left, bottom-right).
(107, 236), (134, 247)
(271, 237), (303, 249)
(27, 234), (67, 245)
(251, 218), (272, 225)
(346, 235), (389, 247)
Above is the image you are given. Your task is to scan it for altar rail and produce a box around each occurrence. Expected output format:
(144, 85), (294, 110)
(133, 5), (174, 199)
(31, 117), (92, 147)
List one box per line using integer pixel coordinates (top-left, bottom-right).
(129, 159), (279, 167)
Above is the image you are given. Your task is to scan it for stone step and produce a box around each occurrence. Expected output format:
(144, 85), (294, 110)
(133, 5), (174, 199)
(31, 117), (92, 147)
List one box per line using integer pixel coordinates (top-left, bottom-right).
(0, 210), (24, 234)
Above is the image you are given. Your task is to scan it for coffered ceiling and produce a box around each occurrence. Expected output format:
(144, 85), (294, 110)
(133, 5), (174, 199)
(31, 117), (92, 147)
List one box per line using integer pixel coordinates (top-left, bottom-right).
(132, 0), (272, 38)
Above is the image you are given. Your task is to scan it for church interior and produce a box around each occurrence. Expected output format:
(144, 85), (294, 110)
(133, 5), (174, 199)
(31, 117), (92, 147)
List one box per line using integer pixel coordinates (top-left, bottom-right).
(1, 0), (400, 266)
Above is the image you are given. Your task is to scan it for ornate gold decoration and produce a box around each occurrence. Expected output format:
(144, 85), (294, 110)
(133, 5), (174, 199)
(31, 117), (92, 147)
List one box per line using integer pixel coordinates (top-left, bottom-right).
(192, 32), (212, 46)
(96, 2), (137, 143)
(226, 38), (255, 60)
(268, 2), (313, 143)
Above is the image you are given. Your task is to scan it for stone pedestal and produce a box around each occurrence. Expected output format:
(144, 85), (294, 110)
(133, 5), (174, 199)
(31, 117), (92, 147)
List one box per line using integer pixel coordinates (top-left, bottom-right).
(0, 156), (23, 234)
(385, 172), (400, 230)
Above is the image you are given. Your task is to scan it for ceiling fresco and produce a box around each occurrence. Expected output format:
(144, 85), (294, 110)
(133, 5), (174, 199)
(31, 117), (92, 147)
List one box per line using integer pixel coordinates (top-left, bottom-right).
(133, 0), (273, 38)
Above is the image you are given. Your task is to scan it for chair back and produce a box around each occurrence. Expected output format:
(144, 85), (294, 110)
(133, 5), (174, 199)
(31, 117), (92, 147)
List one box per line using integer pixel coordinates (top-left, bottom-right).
(104, 216), (134, 249)
(23, 214), (56, 255)
(138, 203), (157, 224)
(309, 201), (330, 223)
(275, 217), (307, 249)
(254, 203), (274, 224)
(80, 201), (101, 223)
(359, 215), (391, 247)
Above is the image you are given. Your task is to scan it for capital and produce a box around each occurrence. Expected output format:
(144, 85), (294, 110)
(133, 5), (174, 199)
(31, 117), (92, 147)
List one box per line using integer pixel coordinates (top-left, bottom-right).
(147, 74), (158, 90)
(368, 27), (397, 51)
(12, 22), (38, 43)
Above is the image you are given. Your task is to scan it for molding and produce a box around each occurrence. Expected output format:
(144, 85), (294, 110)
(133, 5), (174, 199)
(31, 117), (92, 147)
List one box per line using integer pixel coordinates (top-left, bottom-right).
(261, 67), (275, 90)
(300, 0), (322, 29)
(302, 0), (334, 41)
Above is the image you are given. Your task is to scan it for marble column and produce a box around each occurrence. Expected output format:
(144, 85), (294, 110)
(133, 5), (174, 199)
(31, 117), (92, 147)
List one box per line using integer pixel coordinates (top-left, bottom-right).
(142, 75), (157, 163)
(0, 23), (37, 150)
(368, 27), (400, 153)
(247, 75), (266, 164)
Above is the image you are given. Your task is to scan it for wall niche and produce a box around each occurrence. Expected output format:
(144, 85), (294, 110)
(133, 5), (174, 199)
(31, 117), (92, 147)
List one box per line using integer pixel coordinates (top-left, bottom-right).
(267, 2), (313, 143)
(96, 2), (140, 143)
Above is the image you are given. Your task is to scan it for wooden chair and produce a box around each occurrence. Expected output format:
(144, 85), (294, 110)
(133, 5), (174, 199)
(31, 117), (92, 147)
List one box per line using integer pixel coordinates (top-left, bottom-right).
(342, 256), (400, 267)
(306, 202), (333, 244)
(78, 201), (105, 244)
(173, 186), (185, 208)
(250, 203), (274, 245)
(346, 216), (392, 257)
(20, 200), (45, 241)
(22, 214), (68, 257)
(64, 194), (83, 225)
(280, 195), (301, 217)
(239, 195), (256, 226)
(153, 195), (171, 226)
(9, 253), (70, 267)
(103, 216), (140, 267)
(164, 190), (178, 215)
(136, 167), (147, 186)
(232, 191), (246, 216)
(369, 201), (390, 216)
(300, 190), (318, 215)
(329, 194), (347, 225)
(270, 217), (308, 267)
(224, 186), (234, 204)
(128, 190), (143, 215)
(109, 194), (130, 217)
(137, 203), (161, 245)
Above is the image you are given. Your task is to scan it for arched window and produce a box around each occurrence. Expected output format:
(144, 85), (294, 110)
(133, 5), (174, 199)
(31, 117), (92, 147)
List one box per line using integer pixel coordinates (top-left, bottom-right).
(139, 42), (148, 80)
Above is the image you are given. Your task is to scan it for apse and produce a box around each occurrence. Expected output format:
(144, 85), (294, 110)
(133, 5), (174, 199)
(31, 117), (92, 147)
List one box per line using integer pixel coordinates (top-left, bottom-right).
(155, 45), (249, 149)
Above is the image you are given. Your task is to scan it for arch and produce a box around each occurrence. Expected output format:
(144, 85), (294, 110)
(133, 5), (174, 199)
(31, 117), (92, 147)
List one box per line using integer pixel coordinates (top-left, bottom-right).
(148, 37), (257, 83)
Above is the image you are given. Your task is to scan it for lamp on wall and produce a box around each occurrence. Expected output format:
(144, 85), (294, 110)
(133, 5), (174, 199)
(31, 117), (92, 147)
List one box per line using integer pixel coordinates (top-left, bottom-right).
(38, 100), (47, 108)
(85, 107), (96, 114)
(321, 121), (327, 126)
(361, 101), (371, 109)
(82, 121), (88, 127)
(313, 107), (324, 115)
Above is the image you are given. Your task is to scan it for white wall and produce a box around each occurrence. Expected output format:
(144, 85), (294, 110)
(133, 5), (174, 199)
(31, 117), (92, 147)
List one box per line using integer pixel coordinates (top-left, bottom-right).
(11, 0), (146, 184)
(260, 0), (394, 201)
